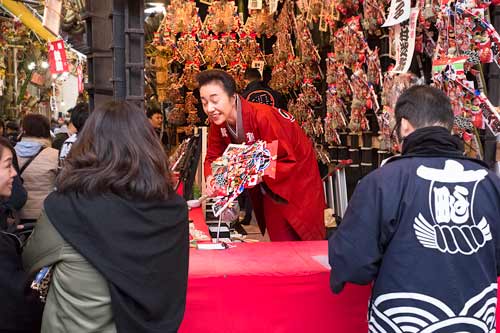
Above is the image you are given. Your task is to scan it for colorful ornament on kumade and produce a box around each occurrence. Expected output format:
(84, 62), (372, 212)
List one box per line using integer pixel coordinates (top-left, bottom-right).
(210, 140), (277, 217)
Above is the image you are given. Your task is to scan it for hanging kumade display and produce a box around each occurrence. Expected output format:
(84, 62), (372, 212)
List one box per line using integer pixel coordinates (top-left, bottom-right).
(226, 61), (247, 91)
(326, 54), (352, 99)
(181, 61), (201, 90)
(239, 32), (265, 66)
(163, 0), (202, 34)
(185, 92), (200, 134)
(348, 69), (374, 133)
(245, 6), (277, 37)
(200, 35), (227, 68)
(362, 0), (388, 35)
(177, 34), (205, 65)
(205, 0), (241, 35)
(221, 33), (242, 64)
(332, 16), (367, 70)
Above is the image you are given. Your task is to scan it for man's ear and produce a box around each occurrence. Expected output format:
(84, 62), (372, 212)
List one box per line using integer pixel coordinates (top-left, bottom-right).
(400, 118), (415, 139)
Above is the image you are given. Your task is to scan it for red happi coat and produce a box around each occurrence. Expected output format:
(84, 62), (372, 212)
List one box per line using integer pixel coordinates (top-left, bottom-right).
(204, 97), (325, 241)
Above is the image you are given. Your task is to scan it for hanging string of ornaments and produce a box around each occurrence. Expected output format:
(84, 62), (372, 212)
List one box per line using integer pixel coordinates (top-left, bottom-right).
(151, 0), (500, 160)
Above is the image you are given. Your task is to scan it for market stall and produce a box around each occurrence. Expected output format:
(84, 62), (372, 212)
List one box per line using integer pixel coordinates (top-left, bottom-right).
(145, 0), (500, 205)
(156, 0), (500, 329)
(0, 0), (86, 121)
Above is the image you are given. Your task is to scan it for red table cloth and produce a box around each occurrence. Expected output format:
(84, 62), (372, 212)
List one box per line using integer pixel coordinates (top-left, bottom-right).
(183, 209), (500, 332)
(188, 207), (211, 241)
(180, 241), (371, 332)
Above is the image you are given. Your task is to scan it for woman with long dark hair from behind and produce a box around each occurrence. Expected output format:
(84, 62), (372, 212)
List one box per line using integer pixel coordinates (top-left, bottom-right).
(23, 101), (189, 332)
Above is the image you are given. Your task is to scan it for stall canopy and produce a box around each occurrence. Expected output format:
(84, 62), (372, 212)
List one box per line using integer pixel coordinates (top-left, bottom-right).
(0, 0), (57, 41)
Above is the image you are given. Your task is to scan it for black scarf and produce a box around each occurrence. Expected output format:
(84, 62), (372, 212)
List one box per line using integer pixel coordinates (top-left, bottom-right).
(394, 126), (488, 168)
(44, 191), (189, 333)
(402, 126), (464, 157)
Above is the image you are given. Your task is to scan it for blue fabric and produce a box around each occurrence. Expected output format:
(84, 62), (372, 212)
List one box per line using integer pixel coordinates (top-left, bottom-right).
(14, 141), (43, 158)
(329, 156), (500, 332)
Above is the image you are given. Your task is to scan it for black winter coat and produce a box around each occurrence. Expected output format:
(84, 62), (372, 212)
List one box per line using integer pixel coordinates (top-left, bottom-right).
(329, 128), (500, 332)
(0, 232), (42, 333)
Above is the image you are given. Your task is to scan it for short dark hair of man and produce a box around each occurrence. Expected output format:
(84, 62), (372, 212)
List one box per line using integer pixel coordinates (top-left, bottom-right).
(196, 69), (237, 96)
(146, 106), (162, 119)
(56, 101), (174, 201)
(22, 114), (51, 138)
(6, 121), (19, 132)
(395, 85), (454, 131)
(244, 68), (262, 82)
(69, 103), (90, 132)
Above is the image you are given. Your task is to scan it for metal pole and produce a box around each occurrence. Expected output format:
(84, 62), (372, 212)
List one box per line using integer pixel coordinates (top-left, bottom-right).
(327, 175), (335, 211)
(13, 47), (18, 104)
(216, 210), (223, 243)
(112, 0), (126, 100)
(495, 134), (500, 177)
(334, 168), (348, 220)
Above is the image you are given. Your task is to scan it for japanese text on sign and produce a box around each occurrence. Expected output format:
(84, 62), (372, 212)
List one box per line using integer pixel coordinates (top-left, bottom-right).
(391, 8), (419, 73)
(48, 40), (69, 74)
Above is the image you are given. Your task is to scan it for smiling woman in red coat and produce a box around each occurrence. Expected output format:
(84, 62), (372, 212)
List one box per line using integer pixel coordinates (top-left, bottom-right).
(198, 69), (325, 241)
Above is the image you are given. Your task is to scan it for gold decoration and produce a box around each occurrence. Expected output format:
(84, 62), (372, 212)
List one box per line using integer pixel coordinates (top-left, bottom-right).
(185, 92), (200, 127)
(200, 36), (227, 68)
(162, 0), (202, 34)
(177, 34), (205, 65)
(181, 62), (201, 91)
(244, 7), (277, 38)
(205, 0), (241, 35)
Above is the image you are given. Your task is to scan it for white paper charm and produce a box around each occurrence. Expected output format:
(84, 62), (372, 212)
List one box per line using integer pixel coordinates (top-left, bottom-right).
(391, 8), (419, 73)
(382, 0), (411, 27)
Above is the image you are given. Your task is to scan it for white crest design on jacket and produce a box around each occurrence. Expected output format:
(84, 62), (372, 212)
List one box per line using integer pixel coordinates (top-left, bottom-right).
(414, 160), (491, 255)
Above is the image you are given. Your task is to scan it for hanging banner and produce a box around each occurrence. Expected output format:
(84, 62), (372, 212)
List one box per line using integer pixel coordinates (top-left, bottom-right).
(391, 8), (419, 73)
(432, 56), (468, 79)
(269, 0), (279, 13)
(77, 64), (84, 93)
(382, 0), (411, 27)
(48, 40), (69, 74)
(43, 0), (63, 36)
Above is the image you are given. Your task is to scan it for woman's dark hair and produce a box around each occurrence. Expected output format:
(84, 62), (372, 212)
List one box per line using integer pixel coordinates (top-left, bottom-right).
(395, 85), (454, 131)
(69, 102), (90, 132)
(0, 137), (19, 172)
(196, 69), (237, 96)
(0, 136), (12, 160)
(22, 114), (51, 138)
(57, 101), (173, 201)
